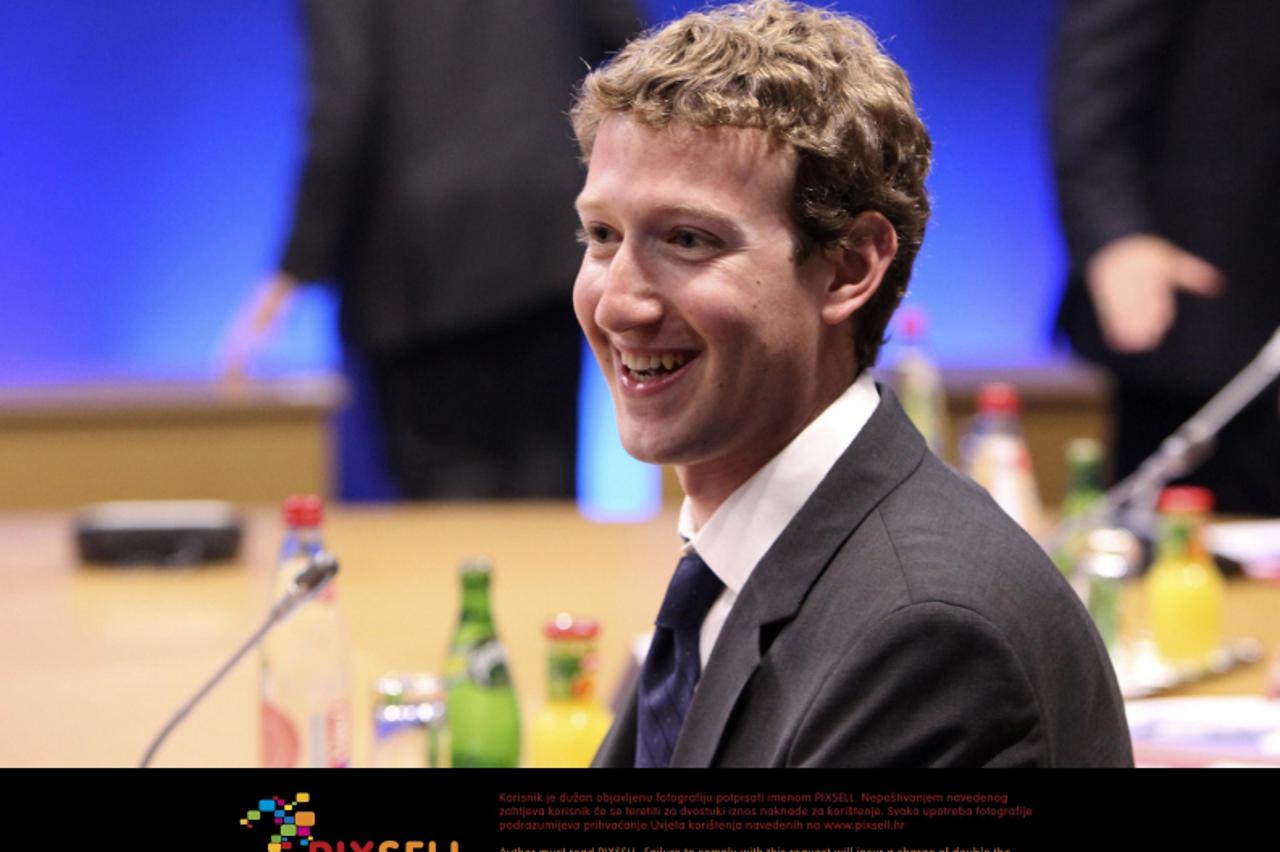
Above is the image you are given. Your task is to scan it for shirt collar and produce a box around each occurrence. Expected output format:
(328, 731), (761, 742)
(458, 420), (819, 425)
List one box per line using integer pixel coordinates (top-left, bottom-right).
(678, 371), (880, 593)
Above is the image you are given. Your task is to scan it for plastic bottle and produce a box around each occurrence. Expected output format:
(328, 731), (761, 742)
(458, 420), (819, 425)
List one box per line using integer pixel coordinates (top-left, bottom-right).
(891, 307), (949, 455)
(445, 557), (521, 767)
(531, 614), (613, 767)
(1144, 486), (1224, 667)
(260, 495), (353, 767)
(1078, 527), (1141, 651)
(372, 673), (447, 768)
(960, 382), (1046, 539)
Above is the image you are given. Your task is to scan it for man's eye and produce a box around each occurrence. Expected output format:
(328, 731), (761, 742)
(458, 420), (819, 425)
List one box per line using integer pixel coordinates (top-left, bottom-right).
(670, 229), (717, 251)
(576, 225), (614, 245)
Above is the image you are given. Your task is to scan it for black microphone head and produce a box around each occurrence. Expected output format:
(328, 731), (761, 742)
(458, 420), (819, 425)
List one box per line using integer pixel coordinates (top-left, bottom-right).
(291, 551), (339, 597)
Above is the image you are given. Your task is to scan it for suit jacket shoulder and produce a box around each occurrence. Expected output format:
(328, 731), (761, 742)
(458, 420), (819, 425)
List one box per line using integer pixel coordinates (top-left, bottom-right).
(783, 451), (1131, 767)
(593, 388), (1132, 767)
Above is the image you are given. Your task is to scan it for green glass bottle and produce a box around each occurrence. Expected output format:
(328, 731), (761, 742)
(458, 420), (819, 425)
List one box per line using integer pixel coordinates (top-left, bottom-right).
(1053, 438), (1105, 580)
(444, 558), (521, 767)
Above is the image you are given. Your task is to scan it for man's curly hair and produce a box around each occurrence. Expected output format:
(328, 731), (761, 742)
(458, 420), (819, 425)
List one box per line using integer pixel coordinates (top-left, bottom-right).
(571, 0), (932, 369)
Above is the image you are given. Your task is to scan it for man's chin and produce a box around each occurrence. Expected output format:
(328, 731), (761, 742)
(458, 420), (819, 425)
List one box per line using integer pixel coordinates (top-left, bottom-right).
(616, 428), (690, 467)
(618, 438), (671, 466)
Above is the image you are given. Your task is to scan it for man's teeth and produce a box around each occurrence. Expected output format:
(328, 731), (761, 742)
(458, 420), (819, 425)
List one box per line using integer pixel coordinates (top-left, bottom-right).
(620, 351), (691, 375)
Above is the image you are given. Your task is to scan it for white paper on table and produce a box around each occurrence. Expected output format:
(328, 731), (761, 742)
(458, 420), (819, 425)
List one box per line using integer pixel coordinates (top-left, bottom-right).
(1127, 696), (1280, 761)
(1204, 519), (1280, 577)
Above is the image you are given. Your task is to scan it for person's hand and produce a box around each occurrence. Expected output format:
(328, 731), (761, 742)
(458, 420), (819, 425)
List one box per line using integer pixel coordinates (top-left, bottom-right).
(215, 271), (300, 383)
(1084, 234), (1224, 353)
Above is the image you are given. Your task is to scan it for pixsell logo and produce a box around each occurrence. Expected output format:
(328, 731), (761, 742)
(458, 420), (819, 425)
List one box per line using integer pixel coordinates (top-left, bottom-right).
(240, 792), (317, 851)
(238, 791), (459, 852)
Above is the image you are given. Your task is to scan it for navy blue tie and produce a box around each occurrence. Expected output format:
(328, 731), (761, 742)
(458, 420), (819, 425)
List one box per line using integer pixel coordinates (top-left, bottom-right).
(635, 550), (725, 767)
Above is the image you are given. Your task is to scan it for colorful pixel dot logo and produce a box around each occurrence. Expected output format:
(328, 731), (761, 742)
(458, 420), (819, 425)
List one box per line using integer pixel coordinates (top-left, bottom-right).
(241, 792), (316, 852)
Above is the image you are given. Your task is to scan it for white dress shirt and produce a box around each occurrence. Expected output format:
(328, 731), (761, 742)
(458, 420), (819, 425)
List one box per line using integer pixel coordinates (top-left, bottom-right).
(677, 371), (880, 668)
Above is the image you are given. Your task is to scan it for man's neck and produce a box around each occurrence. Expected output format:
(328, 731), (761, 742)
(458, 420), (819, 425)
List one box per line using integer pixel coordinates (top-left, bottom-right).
(677, 369), (860, 528)
(677, 452), (779, 530)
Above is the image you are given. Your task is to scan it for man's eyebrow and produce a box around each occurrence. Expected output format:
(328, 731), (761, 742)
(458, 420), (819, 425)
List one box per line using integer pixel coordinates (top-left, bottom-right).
(574, 196), (737, 226)
(657, 202), (738, 225)
(574, 192), (604, 214)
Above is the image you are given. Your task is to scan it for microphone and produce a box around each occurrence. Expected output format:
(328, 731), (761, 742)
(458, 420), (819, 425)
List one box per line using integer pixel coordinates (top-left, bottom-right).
(1050, 325), (1280, 547)
(271, 550), (339, 621)
(138, 551), (340, 768)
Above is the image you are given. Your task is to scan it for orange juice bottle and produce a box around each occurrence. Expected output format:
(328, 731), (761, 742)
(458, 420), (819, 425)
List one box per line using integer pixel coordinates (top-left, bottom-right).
(531, 614), (612, 767)
(1144, 486), (1224, 666)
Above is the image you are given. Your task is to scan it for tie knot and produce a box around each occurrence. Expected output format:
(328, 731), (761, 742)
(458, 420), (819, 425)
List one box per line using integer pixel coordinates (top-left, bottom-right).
(655, 551), (724, 632)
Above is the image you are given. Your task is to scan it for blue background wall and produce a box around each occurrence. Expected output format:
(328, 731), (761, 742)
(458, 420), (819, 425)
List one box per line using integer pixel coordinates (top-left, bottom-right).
(0, 1), (1068, 508)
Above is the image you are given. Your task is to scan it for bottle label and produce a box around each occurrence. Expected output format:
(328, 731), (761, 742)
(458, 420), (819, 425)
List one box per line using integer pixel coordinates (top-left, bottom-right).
(262, 701), (300, 768)
(324, 698), (351, 768)
(466, 639), (512, 687)
(548, 644), (598, 701)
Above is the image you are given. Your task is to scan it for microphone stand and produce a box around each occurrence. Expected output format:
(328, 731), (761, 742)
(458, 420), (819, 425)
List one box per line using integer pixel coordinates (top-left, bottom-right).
(138, 551), (340, 768)
(1050, 325), (1280, 548)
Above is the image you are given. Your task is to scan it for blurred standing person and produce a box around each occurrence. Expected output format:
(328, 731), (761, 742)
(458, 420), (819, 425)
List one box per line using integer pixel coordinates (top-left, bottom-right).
(1051, 0), (1280, 514)
(222, 0), (641, 499)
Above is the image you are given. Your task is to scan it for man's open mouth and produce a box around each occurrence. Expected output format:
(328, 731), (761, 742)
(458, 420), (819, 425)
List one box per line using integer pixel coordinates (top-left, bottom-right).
(618, 350), (698, 381)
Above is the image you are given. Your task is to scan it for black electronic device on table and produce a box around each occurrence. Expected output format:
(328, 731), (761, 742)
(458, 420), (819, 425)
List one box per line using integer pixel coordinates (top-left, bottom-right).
(75, 500), (243, 565)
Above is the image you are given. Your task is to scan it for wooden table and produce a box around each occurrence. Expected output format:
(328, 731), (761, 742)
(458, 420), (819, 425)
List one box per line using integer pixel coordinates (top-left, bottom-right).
(1, 504), (1274, 766)
(0, 504), (678, 767)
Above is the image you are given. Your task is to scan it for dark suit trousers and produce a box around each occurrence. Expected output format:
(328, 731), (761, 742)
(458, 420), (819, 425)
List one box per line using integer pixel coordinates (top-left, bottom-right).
(369, 299), (581, 499)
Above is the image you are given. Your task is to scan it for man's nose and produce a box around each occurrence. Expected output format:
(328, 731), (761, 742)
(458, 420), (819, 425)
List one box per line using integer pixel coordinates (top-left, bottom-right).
(594, 242), (663, 333)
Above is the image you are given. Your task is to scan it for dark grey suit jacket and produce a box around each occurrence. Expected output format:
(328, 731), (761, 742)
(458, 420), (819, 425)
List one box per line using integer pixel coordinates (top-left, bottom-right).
(1052, 0), (1280, 400)
(594, 389), (1133, 767)
(282, 0), (640, 356)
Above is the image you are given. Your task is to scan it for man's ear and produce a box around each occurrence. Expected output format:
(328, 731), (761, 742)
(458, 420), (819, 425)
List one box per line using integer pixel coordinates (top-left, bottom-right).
(821, 210), (898, 326)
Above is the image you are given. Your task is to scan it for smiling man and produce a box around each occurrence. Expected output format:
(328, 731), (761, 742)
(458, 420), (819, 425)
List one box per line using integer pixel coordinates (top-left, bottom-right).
(573, 0), (1131, 767)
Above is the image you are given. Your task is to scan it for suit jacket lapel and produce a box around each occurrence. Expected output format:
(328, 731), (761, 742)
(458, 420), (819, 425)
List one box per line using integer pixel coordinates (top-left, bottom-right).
(591, 679), (639, 767)
(670, 386), (927, 766)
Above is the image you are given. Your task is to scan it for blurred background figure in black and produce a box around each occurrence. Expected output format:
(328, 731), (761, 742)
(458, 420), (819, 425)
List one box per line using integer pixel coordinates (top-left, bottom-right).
(1051, 0), (1280, 515)
(221, 0), (641, 500)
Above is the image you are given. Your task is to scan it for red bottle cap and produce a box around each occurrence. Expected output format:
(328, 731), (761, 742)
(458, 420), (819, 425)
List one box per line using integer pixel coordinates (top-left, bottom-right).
(976, 382), (1020, 415)
(545, 613), (600, 640)
(1158, 486), (1214, 514)
(282, 495), (324, 528)
(899, 306), (928, 342)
